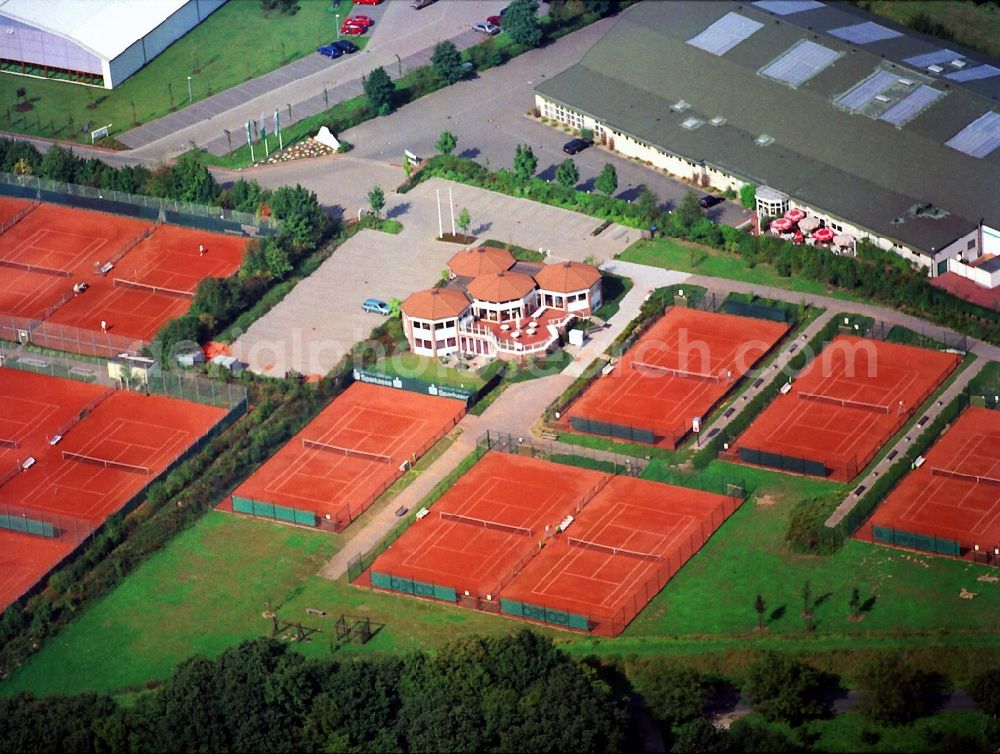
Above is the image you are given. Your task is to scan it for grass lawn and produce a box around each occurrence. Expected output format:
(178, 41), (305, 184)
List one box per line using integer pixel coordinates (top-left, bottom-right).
(0, 0), (363, 144)
(0, 512), (339, 697)
(373, 353), (486, 391)
(592, 272), (634, 321)
(867, 0), (1000, 59)
(481, 239), (546, 263)
(627, 461), (1000, 640)
(621, 237), (861, 301)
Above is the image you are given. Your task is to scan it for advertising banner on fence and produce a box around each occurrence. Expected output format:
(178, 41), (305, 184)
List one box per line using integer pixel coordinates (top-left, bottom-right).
(351, 368), (475, 406)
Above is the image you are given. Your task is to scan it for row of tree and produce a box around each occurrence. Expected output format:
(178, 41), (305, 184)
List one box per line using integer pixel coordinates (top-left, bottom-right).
(0, 138), (268, 214)
(0, 632), (630, 754)
(3, 635), (999, 753)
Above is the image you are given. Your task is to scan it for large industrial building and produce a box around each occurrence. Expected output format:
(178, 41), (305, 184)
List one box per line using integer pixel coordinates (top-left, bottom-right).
(0, 0), (225, 89)
(535, 0), (1000, 289)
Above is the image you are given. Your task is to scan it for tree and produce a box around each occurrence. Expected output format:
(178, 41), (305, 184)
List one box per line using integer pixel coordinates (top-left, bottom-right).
(402, 153), (413, 179)
(670, 718), (732, 753)
(635, 666), (713, 726)
(671, 190), (703, 234)
(260, 0), (299, 14)
(849, 587), (862, 620)
(504, 0), (543, 48)
(743, 652), (835, 726)
(968, 667), (1000, 718)
(363, 66), (394, 114)
(595, 163), (618, 197)
(38, 145), (78, 183)
(555, 158), (579, 190)
(368, 185), (385, 221)
(262, 238), (292, 279)
(431, 40), (464, 85)
(456, 207), (471, 235)
(635, 185), (659, 225)
(729, 719), (800, 753)
(268, 184), (328, 248)
(171, 153), (221, 204)
(436, 130), (458, 156)
(801, 580), (812, 615)
(513, 144), (538, 184)
(739, 183), (757, 210)
(754, 594), (766, 631)
(858, 653), (943, 726)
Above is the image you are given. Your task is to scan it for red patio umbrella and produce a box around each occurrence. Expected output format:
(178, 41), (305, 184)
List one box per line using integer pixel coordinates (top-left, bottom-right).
(784, 208), (806, 223)
(770, 217), (794, 233)
(793, 230), (804, 245)
(812, 227), (835, 243)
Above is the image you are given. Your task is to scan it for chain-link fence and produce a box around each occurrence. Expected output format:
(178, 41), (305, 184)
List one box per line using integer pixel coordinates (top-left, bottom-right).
(0, 172), (278, 235)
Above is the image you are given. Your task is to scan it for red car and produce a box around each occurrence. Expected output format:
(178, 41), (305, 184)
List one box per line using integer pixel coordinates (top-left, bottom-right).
(487, 15), (502, 27)
(340, 23), (367, 35)
(353, 0), (382, 4)
(345, 15), (374, 27)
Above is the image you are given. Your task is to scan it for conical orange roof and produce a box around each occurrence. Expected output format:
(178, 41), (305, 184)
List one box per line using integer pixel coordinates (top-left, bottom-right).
(467, 271), (537, 303)
(533, 261), (601, 293)
(401, 288), (470, 320)
(448, 246), (516, 278)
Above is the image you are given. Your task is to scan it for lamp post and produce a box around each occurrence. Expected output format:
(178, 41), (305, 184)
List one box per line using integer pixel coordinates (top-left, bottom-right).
(187, 76), (192, 102)
(336, 14), (340, 39)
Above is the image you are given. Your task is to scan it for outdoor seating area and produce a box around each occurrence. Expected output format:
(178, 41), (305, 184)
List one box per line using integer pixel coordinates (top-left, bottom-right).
(768, 209), (855, 254)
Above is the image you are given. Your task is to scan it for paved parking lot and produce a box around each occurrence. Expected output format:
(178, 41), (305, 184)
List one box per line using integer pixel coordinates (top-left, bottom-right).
(343, 13), (753, 227)
(230, 176), (635, 376)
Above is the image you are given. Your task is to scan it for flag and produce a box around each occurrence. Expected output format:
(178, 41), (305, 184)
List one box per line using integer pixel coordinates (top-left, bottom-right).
(273, 108), (280, 135)
(259, 113), (266, 140)
(245, 120), (252, 146)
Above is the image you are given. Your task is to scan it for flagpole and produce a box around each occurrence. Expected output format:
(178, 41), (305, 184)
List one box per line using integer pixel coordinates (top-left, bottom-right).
(245, 120), (254, 162)
(274, 109), (283, 151)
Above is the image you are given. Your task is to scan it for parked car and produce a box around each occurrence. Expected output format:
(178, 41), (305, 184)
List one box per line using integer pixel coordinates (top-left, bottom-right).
(340, 23), (366, 35)
(345, 15), (374, 27)
(354, 0), (382, 4)
(698, 194), (724, 209)
(487, 14), (502, 27)
(333, 39), (359, 54)
(411, 0), (436, 8)
(563, 138), (593, 155)
(472, 21), (500, 35)
(362, 298), (391, 315)
(316, 44), (343, 58)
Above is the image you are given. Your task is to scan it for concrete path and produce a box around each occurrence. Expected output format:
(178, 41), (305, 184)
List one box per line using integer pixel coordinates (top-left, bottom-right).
(695, 309), (838, 447)
(825, 356), (986, 527)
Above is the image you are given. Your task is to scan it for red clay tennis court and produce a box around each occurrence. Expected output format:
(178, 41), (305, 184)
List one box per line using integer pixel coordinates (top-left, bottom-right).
(0, 204), (150, 280)
(729, 336), (960, 481)
(111, 223), (247, 297)
(500, 476), (740, 635)
(43, 276), (191, 343)
(367, 453), (610, 603)
(228, 382), (466, 530)
(564, 308), (789, 448)
(0, 368), (228, 610)
(0, 196), (32, 226)
(861, 407), (1000, 560)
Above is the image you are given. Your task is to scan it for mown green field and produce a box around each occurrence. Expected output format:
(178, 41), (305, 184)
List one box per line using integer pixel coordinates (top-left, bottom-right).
(0, 0), (363, 143)
(631, 461), (1000, 639)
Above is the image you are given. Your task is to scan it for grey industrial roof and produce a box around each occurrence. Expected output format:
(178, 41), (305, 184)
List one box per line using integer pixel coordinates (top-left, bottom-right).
(536, 1), (1000, 255)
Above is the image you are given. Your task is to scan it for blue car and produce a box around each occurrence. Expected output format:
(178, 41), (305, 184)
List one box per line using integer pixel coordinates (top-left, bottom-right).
(317, 44), (343, 58)
(362, 298), (391, 316)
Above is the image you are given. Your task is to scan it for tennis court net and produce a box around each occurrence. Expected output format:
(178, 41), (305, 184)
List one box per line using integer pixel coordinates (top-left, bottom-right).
(62, 450), (150, 475)
(0, 438), (19, 449)
(302, 438), (391, 464)
(0, 258), (71, 277)
(631, 361), (722, 383)
(568, 537), (661, 562)
(799, 391), (891, 414)
(439, 511), (532, 537)
(113, 278), (194, 299)
(930, 467), (1000, 488)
